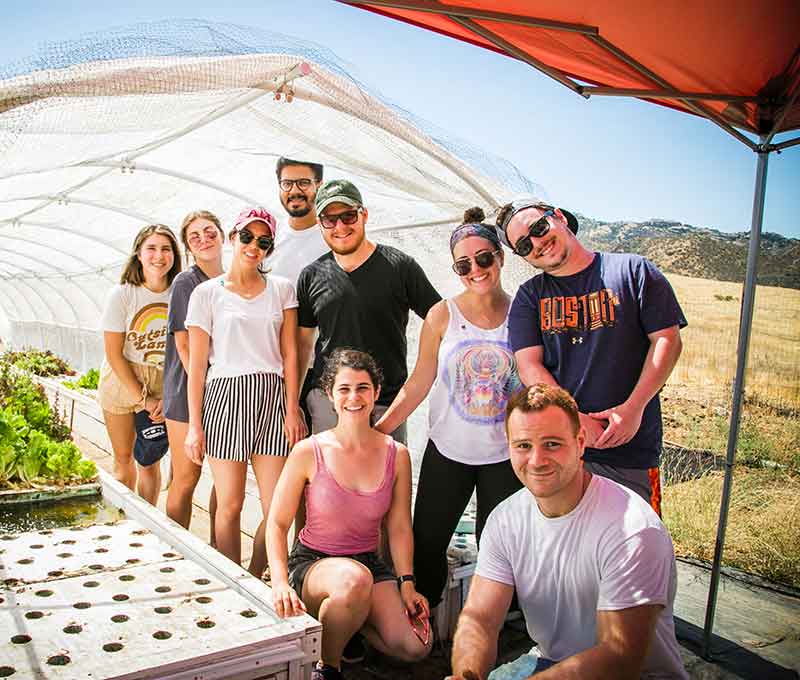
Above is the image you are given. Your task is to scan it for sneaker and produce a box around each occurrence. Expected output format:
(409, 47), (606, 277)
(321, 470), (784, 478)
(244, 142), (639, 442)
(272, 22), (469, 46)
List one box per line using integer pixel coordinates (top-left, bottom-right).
(341, 633), (366, 664)
(311, 662), (345, 680)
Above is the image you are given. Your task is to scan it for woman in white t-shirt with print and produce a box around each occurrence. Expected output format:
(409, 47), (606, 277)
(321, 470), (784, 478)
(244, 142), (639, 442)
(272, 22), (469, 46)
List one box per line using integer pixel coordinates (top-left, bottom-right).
(98, 224), (182, 505)
(185, 207), (307, 569)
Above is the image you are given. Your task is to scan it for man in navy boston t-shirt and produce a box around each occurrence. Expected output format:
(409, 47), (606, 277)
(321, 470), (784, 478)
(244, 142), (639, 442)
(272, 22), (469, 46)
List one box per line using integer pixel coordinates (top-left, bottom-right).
(496, 199), (686, 511)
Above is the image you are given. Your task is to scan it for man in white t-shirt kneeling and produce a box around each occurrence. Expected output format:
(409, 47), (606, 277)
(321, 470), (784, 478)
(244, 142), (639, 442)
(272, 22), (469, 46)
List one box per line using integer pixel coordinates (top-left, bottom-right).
(448, 383), (688, 680)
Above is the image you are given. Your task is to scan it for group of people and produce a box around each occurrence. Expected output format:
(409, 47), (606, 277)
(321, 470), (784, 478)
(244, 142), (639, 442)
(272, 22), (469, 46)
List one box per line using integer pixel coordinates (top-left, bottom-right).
(96, 156), (688, 679)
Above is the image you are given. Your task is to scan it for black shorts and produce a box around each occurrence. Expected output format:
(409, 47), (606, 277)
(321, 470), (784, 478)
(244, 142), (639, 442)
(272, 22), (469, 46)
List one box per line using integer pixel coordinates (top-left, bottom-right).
(288, 539), (395, 598)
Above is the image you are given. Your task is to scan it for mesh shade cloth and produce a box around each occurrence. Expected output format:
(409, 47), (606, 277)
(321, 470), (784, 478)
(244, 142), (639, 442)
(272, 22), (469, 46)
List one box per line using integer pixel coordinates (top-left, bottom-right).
(0, 20), (543, 370)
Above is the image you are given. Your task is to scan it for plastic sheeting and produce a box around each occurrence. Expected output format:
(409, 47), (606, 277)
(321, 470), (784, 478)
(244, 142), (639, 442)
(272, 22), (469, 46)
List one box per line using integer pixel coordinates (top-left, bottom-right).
(0, 20), (542, 370)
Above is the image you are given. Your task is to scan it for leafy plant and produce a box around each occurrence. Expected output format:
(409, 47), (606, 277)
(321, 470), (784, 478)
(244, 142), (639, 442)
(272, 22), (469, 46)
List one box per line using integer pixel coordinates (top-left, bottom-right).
(0, 358), (95, 488)
(1, 349), (75, 377)
(0, 363), (71, 442)
(63, 368), (100, 391)
(0, 407), (27, 485)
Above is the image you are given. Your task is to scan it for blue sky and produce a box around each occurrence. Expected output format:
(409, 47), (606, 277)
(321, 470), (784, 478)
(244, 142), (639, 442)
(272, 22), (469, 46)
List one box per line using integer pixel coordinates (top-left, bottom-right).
(2, 0), (799, 238)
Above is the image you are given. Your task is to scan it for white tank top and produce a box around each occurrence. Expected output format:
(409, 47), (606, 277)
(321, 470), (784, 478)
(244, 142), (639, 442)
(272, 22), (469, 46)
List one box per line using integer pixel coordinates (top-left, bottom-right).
(428, 298), (521, 465)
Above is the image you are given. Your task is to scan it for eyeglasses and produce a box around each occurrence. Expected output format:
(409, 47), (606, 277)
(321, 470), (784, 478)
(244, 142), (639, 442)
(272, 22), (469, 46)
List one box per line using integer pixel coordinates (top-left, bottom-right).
(452, 250), (500, 276)
(319, 208), (362, 230)
(407, 609), (430, 647)
(237, 228), (273, 251)
(512, 209), (555, 257)
(186, 226), (220, 247)
(279, 178), (315, 191)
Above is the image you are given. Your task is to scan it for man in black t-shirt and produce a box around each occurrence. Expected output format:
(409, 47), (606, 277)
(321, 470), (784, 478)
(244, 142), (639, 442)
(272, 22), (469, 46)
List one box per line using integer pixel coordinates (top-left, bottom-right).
(297, 180), (440, 443)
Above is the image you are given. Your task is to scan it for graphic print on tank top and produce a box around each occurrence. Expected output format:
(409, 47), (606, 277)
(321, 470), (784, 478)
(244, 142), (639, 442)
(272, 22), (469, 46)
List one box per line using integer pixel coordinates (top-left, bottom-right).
(443, 339), (520, 424)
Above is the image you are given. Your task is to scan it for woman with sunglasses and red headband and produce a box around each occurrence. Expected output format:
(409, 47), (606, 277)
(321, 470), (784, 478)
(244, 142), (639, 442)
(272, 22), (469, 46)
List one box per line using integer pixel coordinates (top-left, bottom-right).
(375, 207), (522, 611)
(184, 207), (306, 571)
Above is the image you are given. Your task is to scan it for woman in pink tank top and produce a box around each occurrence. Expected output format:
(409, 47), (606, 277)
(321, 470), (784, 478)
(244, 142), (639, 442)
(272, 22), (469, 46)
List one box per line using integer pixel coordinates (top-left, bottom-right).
(267, 349), (431, 680)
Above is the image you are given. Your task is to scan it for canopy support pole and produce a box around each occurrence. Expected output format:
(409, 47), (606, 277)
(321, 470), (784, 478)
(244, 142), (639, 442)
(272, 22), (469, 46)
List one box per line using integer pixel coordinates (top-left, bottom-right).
(701, 135), (769, 659)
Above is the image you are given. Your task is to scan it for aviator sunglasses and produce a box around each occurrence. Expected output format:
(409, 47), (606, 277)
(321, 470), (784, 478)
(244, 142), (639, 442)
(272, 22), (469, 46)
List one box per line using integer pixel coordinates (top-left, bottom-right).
(186, 226), (220, 247)
(319, 208), (362, 230)
(237, 227), (273, 251)
(407, 609), (430, 647)
(512, 208), (556, 257)
(452, 250), (500, 276)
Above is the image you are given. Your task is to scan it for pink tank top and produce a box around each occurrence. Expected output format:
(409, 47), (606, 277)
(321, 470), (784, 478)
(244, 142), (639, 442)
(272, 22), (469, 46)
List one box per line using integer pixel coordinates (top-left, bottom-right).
(298, 435), (397, 555)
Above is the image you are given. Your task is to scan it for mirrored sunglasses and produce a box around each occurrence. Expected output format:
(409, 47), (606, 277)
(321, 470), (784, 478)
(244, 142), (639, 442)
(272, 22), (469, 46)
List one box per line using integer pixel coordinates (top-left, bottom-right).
(407, 609), (430, 647)
(237, 227), (273, 251)
(513, 209), (555, 257)
(452, 249), (500, 276)
(320, 208), (362, 230)
(186, 226), (220, 247)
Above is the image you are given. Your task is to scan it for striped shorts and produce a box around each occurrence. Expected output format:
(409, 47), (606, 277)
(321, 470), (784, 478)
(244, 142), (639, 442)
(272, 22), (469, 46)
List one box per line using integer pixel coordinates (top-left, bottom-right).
(202, 372), (289, 461)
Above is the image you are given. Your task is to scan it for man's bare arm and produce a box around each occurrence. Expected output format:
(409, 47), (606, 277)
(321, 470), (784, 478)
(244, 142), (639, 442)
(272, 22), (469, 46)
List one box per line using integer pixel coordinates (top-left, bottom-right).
(534, 604), (662, 679)
(297, 326), (317, 378)
(449, 575), (514, 680)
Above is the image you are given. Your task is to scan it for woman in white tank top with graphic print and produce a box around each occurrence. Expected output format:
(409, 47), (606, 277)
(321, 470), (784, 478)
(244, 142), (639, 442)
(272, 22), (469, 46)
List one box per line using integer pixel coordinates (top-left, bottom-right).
(375, 208), (522, 608)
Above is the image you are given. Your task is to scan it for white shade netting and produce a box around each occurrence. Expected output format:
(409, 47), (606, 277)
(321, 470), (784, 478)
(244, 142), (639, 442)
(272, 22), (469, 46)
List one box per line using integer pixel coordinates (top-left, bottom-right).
(0, 20), (542, 370)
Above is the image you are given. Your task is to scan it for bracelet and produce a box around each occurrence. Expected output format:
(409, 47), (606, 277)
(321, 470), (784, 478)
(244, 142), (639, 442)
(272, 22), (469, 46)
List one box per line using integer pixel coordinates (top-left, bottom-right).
(397, 574), (416, 586)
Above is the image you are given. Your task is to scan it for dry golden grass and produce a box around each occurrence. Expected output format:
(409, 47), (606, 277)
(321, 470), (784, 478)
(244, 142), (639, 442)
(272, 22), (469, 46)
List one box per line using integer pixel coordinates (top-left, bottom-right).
(659, 273), (799, 587)
(663, 468), (800, 588)
(665, 273), (800, 409)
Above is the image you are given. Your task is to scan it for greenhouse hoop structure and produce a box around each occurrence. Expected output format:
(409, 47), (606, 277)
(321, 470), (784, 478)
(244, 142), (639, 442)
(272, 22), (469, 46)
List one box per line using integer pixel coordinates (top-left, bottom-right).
(0, 20), (542, 371)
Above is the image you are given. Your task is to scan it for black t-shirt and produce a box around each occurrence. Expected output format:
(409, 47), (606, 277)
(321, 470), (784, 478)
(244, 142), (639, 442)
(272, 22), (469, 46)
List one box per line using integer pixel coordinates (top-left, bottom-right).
(297, 244), (440, 405)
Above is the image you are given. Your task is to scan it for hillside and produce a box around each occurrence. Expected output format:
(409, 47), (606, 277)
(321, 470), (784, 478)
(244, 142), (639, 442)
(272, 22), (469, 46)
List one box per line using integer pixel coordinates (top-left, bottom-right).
(575, 217), (800, 289)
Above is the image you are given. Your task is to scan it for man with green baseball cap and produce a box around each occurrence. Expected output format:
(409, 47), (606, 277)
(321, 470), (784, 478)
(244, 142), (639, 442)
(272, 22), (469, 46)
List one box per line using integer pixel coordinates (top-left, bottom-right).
(296, 179), (441, 442)
(313, 178), (363, 215)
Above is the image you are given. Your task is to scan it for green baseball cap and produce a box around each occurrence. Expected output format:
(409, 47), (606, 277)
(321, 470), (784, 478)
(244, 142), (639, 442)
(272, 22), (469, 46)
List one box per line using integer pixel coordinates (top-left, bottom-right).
(315, 179), (363, 215)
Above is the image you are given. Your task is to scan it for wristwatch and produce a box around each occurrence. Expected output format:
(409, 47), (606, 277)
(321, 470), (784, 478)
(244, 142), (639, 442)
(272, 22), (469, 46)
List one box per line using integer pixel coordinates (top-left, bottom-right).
(397, 574), (416, 586)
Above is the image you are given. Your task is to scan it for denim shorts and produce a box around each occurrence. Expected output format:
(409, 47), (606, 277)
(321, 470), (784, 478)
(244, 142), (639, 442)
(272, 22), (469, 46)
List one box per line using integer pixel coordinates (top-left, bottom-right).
(287, 539), (395, 597)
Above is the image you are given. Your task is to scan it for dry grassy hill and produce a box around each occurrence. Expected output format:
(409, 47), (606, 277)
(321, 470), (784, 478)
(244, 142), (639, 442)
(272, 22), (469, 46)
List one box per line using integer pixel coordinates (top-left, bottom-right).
(575, 217), (800, 289)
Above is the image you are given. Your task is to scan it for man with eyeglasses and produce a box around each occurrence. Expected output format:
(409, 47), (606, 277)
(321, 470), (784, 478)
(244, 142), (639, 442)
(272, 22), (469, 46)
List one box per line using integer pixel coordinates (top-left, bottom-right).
(296, 179), (441, 442)
(496, 200), (686, 512)
(264, 157), (329, 284)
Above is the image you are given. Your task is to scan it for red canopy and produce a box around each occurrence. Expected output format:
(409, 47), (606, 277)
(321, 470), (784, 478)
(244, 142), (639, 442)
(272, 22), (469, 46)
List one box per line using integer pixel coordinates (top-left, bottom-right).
(341, 0), (800, 662)
(342, 1), (800, 149)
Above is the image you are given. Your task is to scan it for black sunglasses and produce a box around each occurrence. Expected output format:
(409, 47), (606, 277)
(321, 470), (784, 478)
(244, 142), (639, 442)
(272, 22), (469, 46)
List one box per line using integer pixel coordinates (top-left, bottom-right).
(512, 209), (555, 257)
(320, 208), (362, 230)
(452, 250), (500, 276)
(237, 228), (273, 251)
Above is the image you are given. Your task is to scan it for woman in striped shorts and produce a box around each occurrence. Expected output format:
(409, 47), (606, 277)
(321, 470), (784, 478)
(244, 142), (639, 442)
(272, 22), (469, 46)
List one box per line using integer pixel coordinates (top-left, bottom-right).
(184, 207), (307, 569)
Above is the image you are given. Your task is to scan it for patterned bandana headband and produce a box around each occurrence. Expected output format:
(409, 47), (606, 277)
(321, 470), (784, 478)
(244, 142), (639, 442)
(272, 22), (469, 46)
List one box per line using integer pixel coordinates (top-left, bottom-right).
(449, 223), (502, 253)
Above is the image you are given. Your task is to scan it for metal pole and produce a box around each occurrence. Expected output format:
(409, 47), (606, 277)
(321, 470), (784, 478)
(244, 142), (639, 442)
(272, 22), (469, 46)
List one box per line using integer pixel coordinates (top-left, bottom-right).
(701, 136), (769, 658)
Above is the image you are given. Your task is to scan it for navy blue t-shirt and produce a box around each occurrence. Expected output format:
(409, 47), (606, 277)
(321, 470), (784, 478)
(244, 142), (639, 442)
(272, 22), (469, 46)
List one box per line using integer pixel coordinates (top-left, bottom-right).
(162, 265), (209, 422)
(508, 253), (687, 469)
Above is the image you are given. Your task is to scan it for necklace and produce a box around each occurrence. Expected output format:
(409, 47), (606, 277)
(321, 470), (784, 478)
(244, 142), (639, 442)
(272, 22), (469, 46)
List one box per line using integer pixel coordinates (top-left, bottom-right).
(220, 276), (264, 299)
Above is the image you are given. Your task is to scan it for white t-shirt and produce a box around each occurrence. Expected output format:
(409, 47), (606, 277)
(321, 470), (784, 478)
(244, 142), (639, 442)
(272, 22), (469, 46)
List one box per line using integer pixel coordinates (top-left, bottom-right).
(477, 475), (688, 679)
(100, 283), (171, 367)
(184, 274), (298, 381)
(263, 222), (329, 284)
